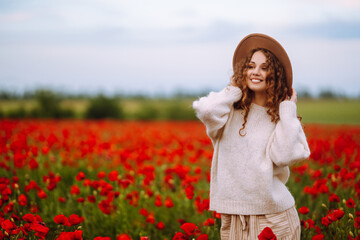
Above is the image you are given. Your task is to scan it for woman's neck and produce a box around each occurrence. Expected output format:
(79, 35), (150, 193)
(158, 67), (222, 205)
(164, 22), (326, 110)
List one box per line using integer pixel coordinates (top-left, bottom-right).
(253, 93), (267, 107)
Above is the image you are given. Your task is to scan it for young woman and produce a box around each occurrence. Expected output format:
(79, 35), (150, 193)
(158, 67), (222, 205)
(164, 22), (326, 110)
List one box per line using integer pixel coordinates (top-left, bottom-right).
(193, 33), (310, 240)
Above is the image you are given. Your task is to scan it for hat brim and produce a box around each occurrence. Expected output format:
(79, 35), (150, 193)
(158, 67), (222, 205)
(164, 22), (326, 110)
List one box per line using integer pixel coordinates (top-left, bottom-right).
(232, 33), (292, 88)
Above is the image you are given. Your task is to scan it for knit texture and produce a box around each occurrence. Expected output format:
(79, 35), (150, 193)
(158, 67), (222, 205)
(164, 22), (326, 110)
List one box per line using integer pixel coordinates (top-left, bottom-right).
(193, 86), (311, 215)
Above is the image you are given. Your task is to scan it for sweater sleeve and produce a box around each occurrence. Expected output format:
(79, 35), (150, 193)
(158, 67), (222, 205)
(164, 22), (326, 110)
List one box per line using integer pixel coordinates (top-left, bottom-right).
(192, 86), (242, 141)
(268, 101), (311, 167)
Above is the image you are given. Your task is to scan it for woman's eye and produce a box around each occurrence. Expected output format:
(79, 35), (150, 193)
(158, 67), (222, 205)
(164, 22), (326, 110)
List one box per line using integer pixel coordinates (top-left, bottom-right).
(262, 67), (268, 71)
(248, 66), (254, 69)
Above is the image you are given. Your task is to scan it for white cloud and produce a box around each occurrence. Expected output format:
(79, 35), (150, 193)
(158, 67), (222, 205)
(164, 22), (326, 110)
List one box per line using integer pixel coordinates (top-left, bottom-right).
(1, 36), (360, 96)
(2, 0), (359, 32)
(0, 12), (32, 22)
(1, 0), (360, 96)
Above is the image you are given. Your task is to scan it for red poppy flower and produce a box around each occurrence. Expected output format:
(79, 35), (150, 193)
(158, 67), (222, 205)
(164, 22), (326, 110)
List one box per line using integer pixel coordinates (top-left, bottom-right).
(165, 197), (174, 208)
(197, 234), (208, 240)
(57, 232), (72, 240)
(97, 171), (106, 179)
(98, 200), (112, 215)
(108, 170), (119, 181)
(31, 222), (49, 239)
(258, 227), (277, 240)
(116, 234), (132, 240)
(1, 219), (16, 233)
(213, 212), (221, 219)
(321, 217), (331, 226)
(139, 208), (148, 217)
(301, 219), (307, 228)
(23, 213), (35, 223)
(83, 179), (92, 187)
(54, 215), (69, 226)
(173, 232), (189, 240)
(156, 221), (165, 230)
(145, 189), (154, 197)
(11, 227), (21, 236)
(37, 190), (47, 199)
(87, 195), (96, 203)
(3, 202), (14, 214)
(47, 181), (57, 191)
(118, 179), (132, 189)
(68, 214), (84, 226)
(355, 216), (360, 228)
(35, 214), (42, 222)
(76, 172), (85, 181)
(306, 219), (315, 229)
(41, 146), (49, 155)
(29, 158), (39, 169)
(73, 230), (83, 240)
(346, 198), (356, 208)
(180, 223), (198, 236)
(146, 212), (155, 224)
(57, 230), (82, 240)
(70, 185), (80, 195)
(25, 180), (39, 193)
(1, 186), (11, 197)
(299, 206), (309, 215)
(155, 195), (162, 207)
(331, 209), (345, 221)
(204, 218), (215, 226)
(185, 185), (194, 200)
(329, 193), (340, 202)
(312, 234), (324, 240)
(18, 194), (28, 206)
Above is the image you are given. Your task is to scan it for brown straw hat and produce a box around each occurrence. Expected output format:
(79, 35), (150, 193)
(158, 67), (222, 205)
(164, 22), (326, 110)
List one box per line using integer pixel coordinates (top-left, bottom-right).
(232, 33), (293, 88)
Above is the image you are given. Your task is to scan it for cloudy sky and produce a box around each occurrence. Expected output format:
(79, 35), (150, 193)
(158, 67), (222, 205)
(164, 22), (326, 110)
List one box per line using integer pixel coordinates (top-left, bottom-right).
(0, 0), (360, 96)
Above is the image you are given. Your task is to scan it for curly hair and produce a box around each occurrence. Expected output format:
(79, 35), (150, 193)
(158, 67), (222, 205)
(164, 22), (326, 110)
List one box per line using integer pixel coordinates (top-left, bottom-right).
(232, 48), (295, 136)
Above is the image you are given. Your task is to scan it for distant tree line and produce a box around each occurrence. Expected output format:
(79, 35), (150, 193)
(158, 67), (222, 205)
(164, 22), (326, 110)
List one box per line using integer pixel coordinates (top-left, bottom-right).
(296, 89), (353, 99)
(0, 89), (196, 120)
(0, 88), (358, 119)
(0, 88), (358, 100)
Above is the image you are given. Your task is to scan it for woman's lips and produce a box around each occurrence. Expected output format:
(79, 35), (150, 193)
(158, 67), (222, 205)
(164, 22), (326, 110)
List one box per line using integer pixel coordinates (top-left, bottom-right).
(251, 78), (263, 83)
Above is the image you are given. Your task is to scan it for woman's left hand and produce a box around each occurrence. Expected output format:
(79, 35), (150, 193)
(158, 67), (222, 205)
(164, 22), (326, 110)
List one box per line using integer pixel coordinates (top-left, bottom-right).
(289, 88), (297, 103)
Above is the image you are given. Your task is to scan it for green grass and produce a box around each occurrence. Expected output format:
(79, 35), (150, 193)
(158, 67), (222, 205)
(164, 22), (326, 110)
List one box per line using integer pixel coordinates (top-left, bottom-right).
(0, 98), (359, 124)
(297, 99), (360, 125)
(0, 99), (38, 112)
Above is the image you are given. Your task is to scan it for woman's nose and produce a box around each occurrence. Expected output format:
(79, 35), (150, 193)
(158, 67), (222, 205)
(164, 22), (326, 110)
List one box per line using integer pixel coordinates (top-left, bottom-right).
(252, 67), (260, 75)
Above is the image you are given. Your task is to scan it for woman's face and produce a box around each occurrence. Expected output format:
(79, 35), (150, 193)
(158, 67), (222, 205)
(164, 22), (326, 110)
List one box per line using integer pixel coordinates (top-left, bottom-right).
(246, 51), (268, 94)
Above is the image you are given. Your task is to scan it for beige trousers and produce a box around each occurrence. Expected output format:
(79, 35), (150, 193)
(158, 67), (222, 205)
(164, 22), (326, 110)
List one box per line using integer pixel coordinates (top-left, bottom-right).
(220, 206), (300, 240)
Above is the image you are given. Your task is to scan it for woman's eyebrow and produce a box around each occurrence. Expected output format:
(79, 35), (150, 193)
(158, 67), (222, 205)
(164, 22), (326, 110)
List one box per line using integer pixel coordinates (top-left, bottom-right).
(249, 61), (267, 65)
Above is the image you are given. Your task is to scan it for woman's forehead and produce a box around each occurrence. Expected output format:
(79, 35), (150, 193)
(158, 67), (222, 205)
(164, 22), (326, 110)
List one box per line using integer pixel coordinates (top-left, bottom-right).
(250, 51), (267, 63)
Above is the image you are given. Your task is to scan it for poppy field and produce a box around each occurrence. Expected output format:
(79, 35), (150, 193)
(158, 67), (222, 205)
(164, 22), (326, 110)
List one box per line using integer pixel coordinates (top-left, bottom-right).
(0, 119), (359, 240)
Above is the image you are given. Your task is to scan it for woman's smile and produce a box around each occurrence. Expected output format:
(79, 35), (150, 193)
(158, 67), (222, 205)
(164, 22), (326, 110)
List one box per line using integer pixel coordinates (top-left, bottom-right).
(250, 78), (264, 83)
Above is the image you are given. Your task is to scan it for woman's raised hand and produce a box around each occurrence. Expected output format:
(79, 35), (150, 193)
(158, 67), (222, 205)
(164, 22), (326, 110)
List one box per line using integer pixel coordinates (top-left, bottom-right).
(230, 77), (238, 87)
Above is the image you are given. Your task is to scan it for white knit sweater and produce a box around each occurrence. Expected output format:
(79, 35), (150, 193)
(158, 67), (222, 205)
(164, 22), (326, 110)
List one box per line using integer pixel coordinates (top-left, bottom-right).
(193, 85), (311, 215)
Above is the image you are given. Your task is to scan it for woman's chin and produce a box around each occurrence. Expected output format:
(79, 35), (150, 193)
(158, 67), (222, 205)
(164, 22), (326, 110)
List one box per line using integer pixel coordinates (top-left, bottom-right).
(247, 84), (266, 94)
